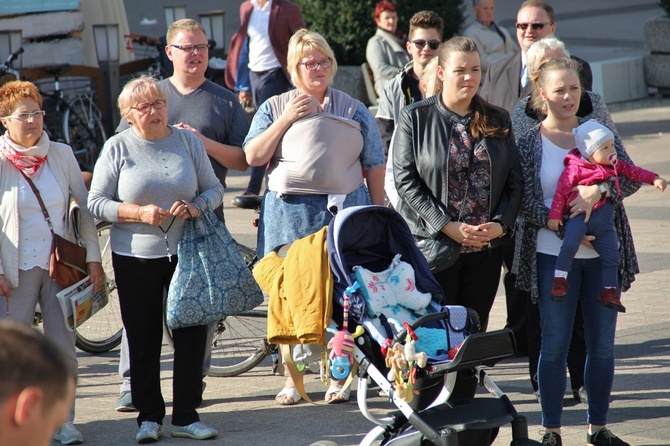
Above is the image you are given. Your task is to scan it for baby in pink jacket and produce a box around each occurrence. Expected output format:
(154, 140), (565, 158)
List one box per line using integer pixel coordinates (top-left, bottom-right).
(548, 119), (666, 312)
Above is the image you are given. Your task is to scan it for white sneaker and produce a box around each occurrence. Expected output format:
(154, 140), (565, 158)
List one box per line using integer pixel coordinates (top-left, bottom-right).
(171, 421), (218, 440)
(54, 422), (84, 445)
(136, 421), (163, 443)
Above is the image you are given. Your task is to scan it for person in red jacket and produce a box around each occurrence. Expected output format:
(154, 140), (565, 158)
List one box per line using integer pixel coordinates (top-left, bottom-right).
(548, 119), (666, 312)
(225, 0), (304, 200)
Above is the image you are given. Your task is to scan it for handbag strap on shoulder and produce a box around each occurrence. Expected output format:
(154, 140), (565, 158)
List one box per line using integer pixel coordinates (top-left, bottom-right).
(19, 170), (56, 236)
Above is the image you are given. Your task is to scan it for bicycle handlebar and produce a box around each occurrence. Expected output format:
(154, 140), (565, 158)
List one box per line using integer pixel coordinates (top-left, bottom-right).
(0, 47), (24, 76)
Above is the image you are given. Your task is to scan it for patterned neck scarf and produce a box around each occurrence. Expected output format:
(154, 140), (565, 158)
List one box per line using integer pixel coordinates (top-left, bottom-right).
(0, 131), (49, 177)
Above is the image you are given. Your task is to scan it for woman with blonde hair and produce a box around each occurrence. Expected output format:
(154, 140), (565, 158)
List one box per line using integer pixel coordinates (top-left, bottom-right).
(89, 76), (223, 442)
(513, 57), (635, 446)
(245, 29), (385, 404)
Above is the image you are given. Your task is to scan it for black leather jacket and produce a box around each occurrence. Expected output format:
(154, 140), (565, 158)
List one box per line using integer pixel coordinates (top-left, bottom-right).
(392, 95), (522, 249)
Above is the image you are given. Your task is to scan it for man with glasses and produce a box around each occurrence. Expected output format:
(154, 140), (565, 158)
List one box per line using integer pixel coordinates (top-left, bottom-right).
(480, 0), (592, 363)
(463, 0), (518, 74)
(114, 18), (249, 413)
(375, 10), (444, 157)
(225, 0), (304, 203)
(480, 0), (591, 114)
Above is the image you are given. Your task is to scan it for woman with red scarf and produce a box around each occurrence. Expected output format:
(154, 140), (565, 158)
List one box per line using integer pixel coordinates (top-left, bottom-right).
(0, 80), (103, 445)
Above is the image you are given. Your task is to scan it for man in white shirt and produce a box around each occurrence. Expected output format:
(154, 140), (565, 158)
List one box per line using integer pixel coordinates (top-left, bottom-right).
(225, 0), (304, 199)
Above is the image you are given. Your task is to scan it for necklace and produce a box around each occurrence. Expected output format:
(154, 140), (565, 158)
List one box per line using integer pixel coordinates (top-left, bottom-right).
(158, 215), (177, 262)
(543, 123), (575, 146)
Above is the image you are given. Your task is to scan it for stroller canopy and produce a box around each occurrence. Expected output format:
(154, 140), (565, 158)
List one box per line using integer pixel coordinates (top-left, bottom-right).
(327, 205), (445, 322)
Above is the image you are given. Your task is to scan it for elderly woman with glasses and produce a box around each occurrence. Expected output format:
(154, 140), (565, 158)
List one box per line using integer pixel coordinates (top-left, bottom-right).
(245, 29), (385, 405)
(88, 76), (223, 442)
(0, 80), (104, 445)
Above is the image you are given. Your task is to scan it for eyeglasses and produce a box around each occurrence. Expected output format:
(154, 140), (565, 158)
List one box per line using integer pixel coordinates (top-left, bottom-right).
(4, 110), (46, 122)
(515, 22), (552, 31)
(298, 58), (333, 71)
(131, 100), (166, 114)
(169, 43), (210, 53)
(411, 40), (441, 51)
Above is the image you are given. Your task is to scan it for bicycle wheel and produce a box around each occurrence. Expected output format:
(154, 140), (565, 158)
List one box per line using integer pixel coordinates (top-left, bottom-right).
(64, 96), (106, 172)
(75, 221), (123, 353)
(207, 309), (272, 377)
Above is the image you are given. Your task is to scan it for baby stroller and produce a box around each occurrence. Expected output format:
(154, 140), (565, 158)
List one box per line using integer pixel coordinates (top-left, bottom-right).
(324, 206), (541, 446)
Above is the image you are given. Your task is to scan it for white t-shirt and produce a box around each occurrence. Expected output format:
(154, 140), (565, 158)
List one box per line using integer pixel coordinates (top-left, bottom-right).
(247, 0), (281, 72)
(536, 135), (598, 259)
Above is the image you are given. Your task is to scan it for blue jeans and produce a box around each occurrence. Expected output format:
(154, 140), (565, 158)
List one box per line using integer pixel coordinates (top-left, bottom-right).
(536, 253), (618, 428)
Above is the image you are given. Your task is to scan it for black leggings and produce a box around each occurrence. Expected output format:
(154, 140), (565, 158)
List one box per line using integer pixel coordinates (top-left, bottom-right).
(113, 253), (207, 427)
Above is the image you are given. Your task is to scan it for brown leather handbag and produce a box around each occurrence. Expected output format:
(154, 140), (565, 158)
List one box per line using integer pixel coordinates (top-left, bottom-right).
(21, 172), (87, 288)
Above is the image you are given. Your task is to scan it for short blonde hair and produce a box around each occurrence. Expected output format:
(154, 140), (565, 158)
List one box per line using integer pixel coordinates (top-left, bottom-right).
(166, 18), (206, 45)
(287, 29), (338, 92)
(117, 76), (168, 121)
(0, 80), (42, 117)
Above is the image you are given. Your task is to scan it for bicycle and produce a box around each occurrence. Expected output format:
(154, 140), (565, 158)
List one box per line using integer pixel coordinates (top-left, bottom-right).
(0, 47), (107, 172)
(73, 220), (124, 353)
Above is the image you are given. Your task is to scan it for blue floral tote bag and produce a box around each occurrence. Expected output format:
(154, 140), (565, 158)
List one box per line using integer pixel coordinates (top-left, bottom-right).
(166, 199), (264, 329)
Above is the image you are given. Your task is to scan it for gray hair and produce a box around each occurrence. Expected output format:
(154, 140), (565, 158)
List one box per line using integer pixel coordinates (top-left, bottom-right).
(526, 36), (569, 78)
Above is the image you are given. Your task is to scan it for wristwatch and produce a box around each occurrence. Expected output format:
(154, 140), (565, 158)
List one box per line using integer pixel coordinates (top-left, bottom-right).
(496, 221), (509, 238)
(598, 182), (607, 197)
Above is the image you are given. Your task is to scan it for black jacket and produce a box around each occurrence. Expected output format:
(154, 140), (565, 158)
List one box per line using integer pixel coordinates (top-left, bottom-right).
(392, 95), (522, 249)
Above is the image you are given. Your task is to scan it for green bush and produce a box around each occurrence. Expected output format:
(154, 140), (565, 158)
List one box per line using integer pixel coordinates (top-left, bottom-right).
(294, 0), (465, 65)
(661, 0), (670, 17)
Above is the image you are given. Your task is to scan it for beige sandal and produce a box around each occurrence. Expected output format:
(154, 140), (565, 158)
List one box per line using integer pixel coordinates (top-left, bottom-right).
(275, 387), (302, 405)
(325, 384), (351, 404)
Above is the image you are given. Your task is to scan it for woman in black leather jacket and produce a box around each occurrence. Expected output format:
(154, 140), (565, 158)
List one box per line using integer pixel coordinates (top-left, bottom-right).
(393, 36), (522, 331)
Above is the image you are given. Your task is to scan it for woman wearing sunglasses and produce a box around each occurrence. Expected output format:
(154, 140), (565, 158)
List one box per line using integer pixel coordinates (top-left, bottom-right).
(244, 29), (385, 405)
(0, 80), (104, 445)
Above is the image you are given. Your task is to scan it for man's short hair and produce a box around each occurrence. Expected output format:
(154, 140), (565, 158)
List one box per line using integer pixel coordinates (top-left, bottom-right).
(519, 0), (555, 24)
(473, 0), (494, 7)
(0, 321), (74, 411)
(409, 11), (444, 40)
(166, 18), (207, 44)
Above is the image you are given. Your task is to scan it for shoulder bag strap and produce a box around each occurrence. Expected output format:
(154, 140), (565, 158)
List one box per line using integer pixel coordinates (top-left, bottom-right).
(19, 170), (56, 236)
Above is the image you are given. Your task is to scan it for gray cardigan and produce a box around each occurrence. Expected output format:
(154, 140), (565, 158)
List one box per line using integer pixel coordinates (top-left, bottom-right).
(366, 28), (410, 97)
(88, 127), (223, 258)
(512, 119), (641, 302)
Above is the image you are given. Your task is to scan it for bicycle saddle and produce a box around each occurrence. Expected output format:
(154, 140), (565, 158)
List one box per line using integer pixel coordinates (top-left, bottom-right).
(234, 194), (263, 210)
(45, 64), (72, 76)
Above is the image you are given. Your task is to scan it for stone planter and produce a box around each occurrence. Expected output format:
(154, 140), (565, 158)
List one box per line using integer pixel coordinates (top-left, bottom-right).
(331, 65), (369, 105)
(643, 16), (670, 95)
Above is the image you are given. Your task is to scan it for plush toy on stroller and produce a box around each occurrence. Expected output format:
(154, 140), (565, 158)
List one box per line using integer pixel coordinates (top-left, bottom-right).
(320, 206), (541, 446)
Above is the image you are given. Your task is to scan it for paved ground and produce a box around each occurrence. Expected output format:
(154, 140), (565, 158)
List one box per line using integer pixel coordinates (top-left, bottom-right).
(66, 2), (670, 444)
(68, 97), (670, 446)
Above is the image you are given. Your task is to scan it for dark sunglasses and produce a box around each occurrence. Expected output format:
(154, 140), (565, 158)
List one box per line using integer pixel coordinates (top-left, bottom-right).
(411, 39), (441, 51)
(516, 22), (552, 31)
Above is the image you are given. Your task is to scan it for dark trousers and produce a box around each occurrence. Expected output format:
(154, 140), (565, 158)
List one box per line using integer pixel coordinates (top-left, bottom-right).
(502, 239), (529, 353)
(113, 253), (207, 427)
(246, 68), (293, 194)
(433, 248), (504, 332)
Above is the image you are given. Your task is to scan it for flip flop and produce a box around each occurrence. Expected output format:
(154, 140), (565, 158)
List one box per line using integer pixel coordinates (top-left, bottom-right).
(325, 384), (351, 404)
(275, 387), (302, 406)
